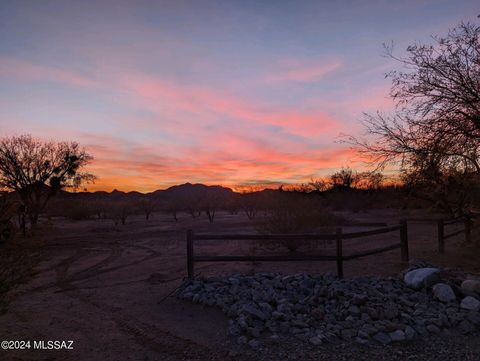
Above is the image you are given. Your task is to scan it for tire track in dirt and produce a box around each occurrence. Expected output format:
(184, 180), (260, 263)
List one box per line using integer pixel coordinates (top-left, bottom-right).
(25, 244), (122, 293)
(26, 240), (170, 293)
(53, 253), (224, 360)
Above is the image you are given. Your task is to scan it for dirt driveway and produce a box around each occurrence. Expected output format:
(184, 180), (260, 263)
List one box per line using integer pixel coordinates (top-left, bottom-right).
(0, 210), (479, 360)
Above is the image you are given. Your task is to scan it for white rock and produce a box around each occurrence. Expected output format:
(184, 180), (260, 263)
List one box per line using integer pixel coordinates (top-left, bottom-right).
(404, 268), (440, 290)
(460, 296), (480, 311)
(432, 283), (456, 303)
(461, 280), (480, 296)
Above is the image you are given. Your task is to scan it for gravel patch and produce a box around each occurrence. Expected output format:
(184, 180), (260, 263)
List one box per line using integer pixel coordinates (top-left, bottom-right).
(177, 269), (480, 359)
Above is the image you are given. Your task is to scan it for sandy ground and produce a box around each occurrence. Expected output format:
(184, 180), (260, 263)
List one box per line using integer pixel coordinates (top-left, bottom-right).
(0, 209), (480, 361)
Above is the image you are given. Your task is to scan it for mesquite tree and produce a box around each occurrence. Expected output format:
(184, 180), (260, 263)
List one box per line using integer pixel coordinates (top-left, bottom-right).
(0, 135), (95, 227)
(348, 22), (480, 214)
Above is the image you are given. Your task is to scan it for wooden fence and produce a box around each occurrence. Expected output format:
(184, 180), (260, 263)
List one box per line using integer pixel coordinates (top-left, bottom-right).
(186, 220), (408, 279)
(437, 216), (472, 253)
(407, 215), (475, 253)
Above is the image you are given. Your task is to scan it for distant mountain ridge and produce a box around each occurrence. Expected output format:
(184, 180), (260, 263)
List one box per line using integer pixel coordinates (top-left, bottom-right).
(56, 182), (236, 201)
(4, 182), (283, 203)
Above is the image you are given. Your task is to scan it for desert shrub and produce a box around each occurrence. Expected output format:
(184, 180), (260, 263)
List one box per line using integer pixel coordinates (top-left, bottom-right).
(255, 194), (336, 252)
(224, 195), (241, 215)
(91, 200), (109, 219)
(0, 231), (41, 314)
(108, 201), (131, 225)
(324, 189), (378, 213)
(63, 201), (96, 220)
(241, 192), (259, 219)
(0, 193), (19, 242)
(137, 199), (157, 220)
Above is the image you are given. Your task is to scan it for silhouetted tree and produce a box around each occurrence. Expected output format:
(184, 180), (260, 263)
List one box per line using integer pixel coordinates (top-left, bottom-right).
(330, 168), (360, 189)
(0, 135), (94, 227)
(138, 199), (156, 221)
(164, 200), (179, 222)
(356, 171), (384, 191)
(241, 192), (259, 219)
(348, 22), (480, 214)
(200, 189), (225, 223)
(308, 178), (330, 192)
(109, 201), (131, 226)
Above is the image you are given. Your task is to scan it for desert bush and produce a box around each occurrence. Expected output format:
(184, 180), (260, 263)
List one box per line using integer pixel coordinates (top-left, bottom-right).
(224, 194), (241, 215)
(241, 192), (260, 219)
(162, 200), (179, 222)
(137, 199), (157, 220)
(255, 193), (335, 252)
(0, 193), (19, 242)
(0, 231), (41, 314)
(91, 200), (109, 219)
(108, 201), (132, 225)
(63, 201), (96, 220)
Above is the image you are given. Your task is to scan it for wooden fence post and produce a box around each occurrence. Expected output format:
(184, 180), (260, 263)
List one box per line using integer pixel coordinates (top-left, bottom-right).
(437, 219), (445, 254)
(400, 219), (409, 263)
(465, 216), (472, 244)
(187, 229), (194, 279)
(336, 228), (343, 279)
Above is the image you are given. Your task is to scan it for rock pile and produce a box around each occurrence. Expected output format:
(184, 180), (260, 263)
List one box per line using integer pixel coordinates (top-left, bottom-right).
(176, 270), (480, 348)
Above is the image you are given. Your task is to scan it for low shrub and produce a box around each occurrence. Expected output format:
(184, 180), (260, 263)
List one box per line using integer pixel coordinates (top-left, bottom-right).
(255, 194), (336, 252)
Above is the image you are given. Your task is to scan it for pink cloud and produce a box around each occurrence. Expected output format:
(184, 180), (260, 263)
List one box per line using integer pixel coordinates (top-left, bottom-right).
(118, 73), (342, 138)
(266, 59), (342, 83)
(0, 56), (97, 88)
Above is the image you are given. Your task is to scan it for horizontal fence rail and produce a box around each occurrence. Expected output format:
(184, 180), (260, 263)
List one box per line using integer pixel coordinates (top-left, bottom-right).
(437, 215), (475, 253)
(186, 221), (409, 279)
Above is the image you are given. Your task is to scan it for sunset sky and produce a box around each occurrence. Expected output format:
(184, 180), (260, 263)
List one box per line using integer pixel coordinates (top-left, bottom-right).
(0, 1), (478, 192)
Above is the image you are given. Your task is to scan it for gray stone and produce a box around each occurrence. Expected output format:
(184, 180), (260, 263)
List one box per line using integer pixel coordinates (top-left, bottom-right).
(404, 268), (440, 290)
(247, 326), (261, 338)
(459, 320), (475, 334)
(269, 334), (280, 343)
(352, 294), (368, 305)
(461, 296), (480, 311)
(311, 307), (324, 320)
(467, 312), (480, 326)
(373, 332), (391, 345)
(360, 324), (378, 336)
(389, 330), (405, 342)
(341, 329), (355, 339)
(237, 317), (248, 329)
(426, 324), (441, 334)
(271, 311), (284, 320)
(358, 329), (369, 339)
(355, 337), (369, 345)
(237, 336), (248, 345)
(291, 319), (309, 328)
(404, 325), (416, 340)
(242, 304), (266, 320)
(309, 336), (323, 345)
(348, 305), (361, 316)
(432, 283), (456, 303)
(360, 313), (371, 322)
(461, 280), (480, 296)
(248, 339), (260, 348)
(227, 324), (241, 336)
(227, 350), (239, 358)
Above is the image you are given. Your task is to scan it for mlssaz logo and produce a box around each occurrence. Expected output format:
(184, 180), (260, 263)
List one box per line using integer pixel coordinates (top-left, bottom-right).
(34, 341), (74, 350)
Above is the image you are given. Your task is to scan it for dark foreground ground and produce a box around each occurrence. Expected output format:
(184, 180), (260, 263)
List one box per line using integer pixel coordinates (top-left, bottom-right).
(1, 209), (480, 360)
